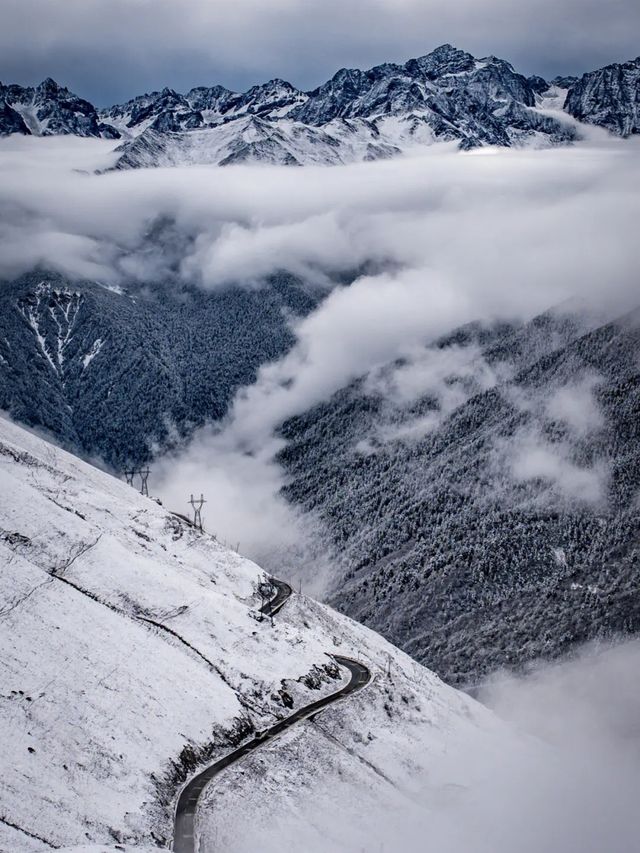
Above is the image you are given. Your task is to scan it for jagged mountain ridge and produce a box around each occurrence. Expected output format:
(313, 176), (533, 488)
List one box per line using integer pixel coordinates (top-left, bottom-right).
(2, 45), (638, 166)
(108, 45), (579, 166)
(276, 307), (640, 686)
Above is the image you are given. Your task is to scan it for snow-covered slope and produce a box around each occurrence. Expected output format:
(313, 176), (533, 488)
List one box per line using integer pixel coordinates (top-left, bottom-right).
(0, 415), (504, 852)
(112, 115), (415, 169)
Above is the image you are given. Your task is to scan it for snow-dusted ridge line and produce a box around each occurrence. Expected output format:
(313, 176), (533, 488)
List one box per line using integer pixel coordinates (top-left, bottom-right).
(173, 651), (371, 853)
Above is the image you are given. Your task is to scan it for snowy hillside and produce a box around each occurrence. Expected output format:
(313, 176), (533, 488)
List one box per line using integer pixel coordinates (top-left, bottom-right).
(111, 116), (408, 170)
(0, 414), (505, 852)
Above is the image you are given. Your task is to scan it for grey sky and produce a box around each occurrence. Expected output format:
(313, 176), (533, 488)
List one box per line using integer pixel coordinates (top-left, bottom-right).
(1, 0), (639, 106)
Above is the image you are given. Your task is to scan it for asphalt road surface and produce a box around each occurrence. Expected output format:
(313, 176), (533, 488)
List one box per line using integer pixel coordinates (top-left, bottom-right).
(172, 584), (371, 853)
(259, 578), (292, 618)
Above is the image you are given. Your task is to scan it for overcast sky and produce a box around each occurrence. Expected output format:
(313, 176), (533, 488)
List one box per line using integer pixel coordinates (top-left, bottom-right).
(1, 0), (639, 105)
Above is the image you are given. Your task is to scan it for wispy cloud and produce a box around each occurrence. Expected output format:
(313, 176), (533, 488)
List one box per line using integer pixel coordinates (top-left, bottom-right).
(509, 430), (610, 506)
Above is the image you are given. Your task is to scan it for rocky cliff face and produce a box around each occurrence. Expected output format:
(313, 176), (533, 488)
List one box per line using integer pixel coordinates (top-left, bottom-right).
(99, 86), (203, 136)
(0, 77), (115, 137)
(564, 57), (640, 136)
(0, 99), (29, 134)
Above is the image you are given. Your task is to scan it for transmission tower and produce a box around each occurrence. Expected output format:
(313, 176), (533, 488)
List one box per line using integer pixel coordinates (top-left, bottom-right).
(139, 468), (151, 497)
(189, 493), (206, 531)
(124, 468), (136, 487)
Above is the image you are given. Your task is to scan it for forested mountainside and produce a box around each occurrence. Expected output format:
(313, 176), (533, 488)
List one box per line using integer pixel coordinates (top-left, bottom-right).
(277, 308), (640, 687)
(2, 264), (638, 688)
(1, 46), (638, 166)
(0, 271), (321, 469)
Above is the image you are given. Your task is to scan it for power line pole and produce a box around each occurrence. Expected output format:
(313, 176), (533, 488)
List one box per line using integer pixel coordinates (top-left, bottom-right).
(189, 493), (206, 532)
(139, 467), (151, 497)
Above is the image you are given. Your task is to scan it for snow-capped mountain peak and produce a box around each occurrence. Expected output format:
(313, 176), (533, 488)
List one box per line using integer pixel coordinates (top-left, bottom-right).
(564, 55), (640, 136)
(0, 77), (115, 138)
(1, 45), (638, 165)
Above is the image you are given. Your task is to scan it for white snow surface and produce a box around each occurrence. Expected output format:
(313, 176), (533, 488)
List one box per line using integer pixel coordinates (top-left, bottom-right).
(82, 338), (103, 369)
(0, 414), (509, 852)
(112, 114), (456, 170)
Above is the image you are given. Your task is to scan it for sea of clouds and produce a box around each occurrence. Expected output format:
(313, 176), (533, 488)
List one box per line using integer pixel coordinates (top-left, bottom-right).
(1, 132), (639, 577)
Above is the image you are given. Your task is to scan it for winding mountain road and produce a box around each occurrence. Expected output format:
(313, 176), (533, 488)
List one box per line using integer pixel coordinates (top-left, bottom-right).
(172, 579), (371, 853)
(259, 577), (292, 619)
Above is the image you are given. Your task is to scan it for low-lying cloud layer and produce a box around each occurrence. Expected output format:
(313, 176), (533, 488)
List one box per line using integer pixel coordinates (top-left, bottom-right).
(2, 133), (639, 302)
(2, 134), (639, 571)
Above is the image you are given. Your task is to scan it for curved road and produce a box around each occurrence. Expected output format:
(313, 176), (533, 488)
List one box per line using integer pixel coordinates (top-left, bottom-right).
(172, 578), (371, 853)
(259, 578), (292, 619)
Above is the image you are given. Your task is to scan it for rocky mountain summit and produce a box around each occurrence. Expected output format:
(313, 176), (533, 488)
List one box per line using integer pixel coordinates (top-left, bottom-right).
(1, 45), (638, 165)
(289, 45), (535, 130)
(564, 56), (640, 136)
(0, 77), (118, 138)
(106, 45), (580, 167)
